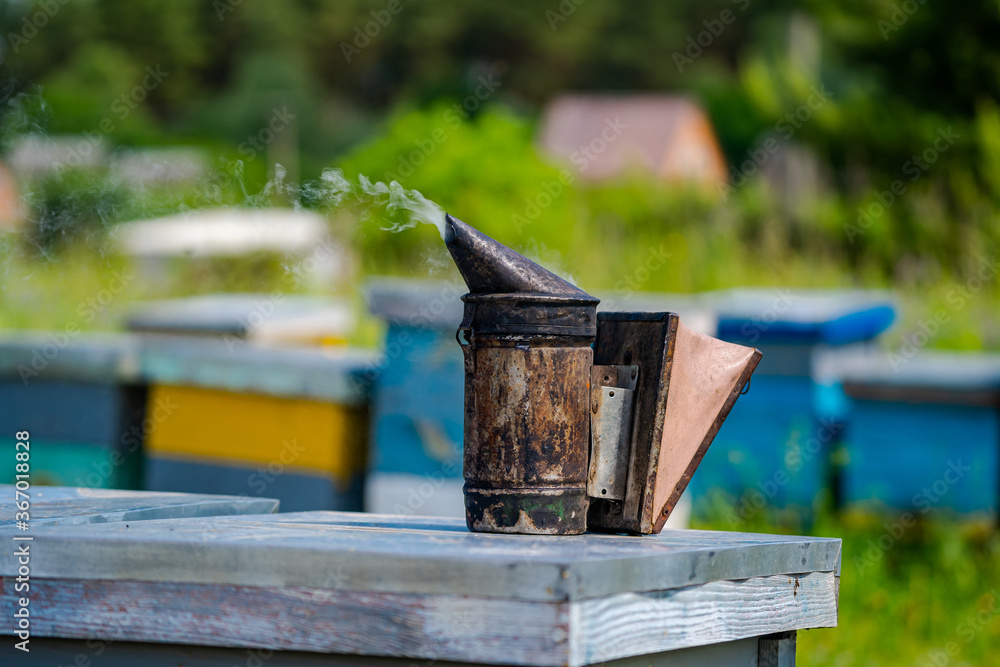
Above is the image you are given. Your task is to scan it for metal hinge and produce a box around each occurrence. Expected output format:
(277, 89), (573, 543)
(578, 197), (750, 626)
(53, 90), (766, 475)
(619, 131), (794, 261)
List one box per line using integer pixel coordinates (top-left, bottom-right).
(588, 364), (638, 501)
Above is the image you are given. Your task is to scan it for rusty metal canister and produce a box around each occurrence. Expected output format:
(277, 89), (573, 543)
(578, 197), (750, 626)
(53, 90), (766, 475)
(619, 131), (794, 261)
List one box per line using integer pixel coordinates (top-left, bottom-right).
(445, 215), (599, 534)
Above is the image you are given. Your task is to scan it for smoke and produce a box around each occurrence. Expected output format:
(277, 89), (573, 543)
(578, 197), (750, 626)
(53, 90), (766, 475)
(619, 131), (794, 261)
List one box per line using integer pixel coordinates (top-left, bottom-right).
(351, 172), (446, 239)
(258, 166), (447, 240)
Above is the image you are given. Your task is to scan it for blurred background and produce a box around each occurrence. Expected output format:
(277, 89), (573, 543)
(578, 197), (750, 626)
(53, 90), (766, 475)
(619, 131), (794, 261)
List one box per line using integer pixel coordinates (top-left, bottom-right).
(1, 1), (999, 664)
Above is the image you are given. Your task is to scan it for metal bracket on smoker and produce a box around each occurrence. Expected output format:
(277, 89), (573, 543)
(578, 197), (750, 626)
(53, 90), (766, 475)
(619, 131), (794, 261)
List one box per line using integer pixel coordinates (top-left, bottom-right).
(587, 312), (679, 534)
(588, 364), (639, 501)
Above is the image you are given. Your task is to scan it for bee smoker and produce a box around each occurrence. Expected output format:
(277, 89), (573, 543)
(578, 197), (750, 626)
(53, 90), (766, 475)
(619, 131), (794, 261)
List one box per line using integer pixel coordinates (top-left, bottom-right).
(445, 215), (597, 534)
(445, 215), (762, 536)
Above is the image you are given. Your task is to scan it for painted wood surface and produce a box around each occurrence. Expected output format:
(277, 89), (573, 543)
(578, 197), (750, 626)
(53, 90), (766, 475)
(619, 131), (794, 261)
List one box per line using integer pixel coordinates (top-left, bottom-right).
(0, 512), (840, 601)
(138, 337), (375, 404)
(4, 571), (831, 666)
(126, 294), (353, 345)
(0, 379), (146, 488)
(369, 324), (464, 480)
(0, 333), (376, 403)
(0, 511), (834, 665)
(826, 347), (1000, 514)
(0, 439), (141, 488)
(714, 288), (895, 346)
(843, 399), (998, 513)
(146, 384), (367, 480)
(0, 381), (142, 444)
(572, 578), (824, 664)
(0, 332), (141, 384)
(0, 485), (279, 527)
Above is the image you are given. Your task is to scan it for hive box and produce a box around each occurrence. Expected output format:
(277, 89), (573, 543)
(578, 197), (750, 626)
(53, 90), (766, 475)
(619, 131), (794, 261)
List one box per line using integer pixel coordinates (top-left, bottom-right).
(706, 289), (896, 512)
(364, 278), (468, 518)
(831, 348), (1000, 515)
(0, 512), (841, 666)
(126, 293), (354, 346)
(0, 333), (145, 489)
(139, 337), (375, 512)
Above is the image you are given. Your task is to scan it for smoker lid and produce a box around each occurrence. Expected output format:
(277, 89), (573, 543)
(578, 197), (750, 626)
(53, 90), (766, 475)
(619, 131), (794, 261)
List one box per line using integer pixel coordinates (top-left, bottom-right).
(444, 214), (599, 304)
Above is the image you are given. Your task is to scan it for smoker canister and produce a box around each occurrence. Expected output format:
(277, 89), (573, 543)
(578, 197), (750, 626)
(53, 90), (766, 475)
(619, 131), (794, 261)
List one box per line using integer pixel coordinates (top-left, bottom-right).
(445, 215), (599, 534)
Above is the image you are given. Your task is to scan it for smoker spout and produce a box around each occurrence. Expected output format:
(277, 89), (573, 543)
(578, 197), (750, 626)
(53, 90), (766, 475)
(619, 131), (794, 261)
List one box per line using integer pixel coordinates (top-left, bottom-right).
(444, 214), (596, 300)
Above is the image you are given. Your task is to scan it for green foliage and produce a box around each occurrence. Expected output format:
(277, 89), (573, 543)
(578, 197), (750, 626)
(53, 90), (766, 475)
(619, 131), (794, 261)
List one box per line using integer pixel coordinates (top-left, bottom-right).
(334, 104), (587, 271)
(22, 169), (128, 255)
(3, 0), (1000, 272)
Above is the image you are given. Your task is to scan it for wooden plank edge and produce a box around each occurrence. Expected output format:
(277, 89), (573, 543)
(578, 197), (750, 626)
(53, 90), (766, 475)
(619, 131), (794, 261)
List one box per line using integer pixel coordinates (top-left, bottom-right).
(2, 570), (837, 667)
(570, 570), (836, 666)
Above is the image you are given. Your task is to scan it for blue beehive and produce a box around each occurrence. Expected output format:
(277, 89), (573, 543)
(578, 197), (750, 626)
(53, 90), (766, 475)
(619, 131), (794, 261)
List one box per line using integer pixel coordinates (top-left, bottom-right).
(834, 349), (1000, 515)
(364, 279), (468, 517)
(696, 289), (896, 513)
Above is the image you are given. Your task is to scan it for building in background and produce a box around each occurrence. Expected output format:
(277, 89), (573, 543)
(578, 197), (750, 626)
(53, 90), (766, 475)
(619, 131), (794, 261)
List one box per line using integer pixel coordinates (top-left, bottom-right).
(537, 94), (728, 187)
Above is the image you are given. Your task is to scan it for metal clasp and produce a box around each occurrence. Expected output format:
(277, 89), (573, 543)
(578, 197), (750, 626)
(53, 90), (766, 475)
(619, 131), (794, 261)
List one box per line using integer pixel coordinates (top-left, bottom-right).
(588, 364), (638, 501)
(457, 303), (475, 373)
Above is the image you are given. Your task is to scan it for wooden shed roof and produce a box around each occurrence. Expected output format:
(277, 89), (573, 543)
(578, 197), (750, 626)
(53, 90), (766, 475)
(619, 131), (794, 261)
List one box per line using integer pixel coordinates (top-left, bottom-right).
(538, 94), (728, 184)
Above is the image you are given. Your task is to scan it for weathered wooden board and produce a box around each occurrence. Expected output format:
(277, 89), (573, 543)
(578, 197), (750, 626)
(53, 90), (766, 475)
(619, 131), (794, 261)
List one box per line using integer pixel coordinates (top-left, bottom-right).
(0, 485), (279, 527)
(0, 512), (835, 665)
(572, 576), (825, 664)
(0, 512), (840, 601)
(2, 572), (832, 666)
